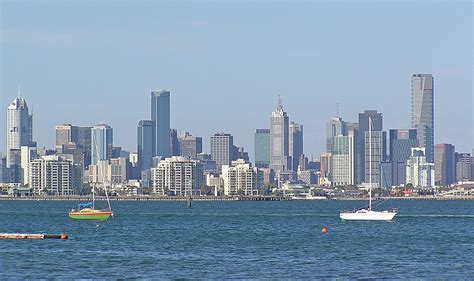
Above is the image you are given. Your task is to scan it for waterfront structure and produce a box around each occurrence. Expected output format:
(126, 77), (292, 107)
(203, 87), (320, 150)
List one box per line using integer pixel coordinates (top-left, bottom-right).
(221, 159), (263, 195)
(91, 124), (113, 166)
(330, 131), (355, 186)
(169, 129), (180, 156)
(411, 74), (434, 163)
(289, 122), (303, 171)
(7, 97), (33, 167)
(254, 129), (270, 168)
(455, 153), (471, 182)
(270, 99), (290, 174)
(434, 144), (456, 186)
(326, 117), (346, 152)
(151, 90), (170, 158)
(137, 120), (153, 172)
(29, 155), (79, 195)
(297, 170), (318, 185)
(210, 133), (233, 171)
(179, 132), (202, 159)
(406, 147), (435, 188)
(358, 110), (383, 184)
(150, 156), (203, 195)
(364, 130), (386, 188)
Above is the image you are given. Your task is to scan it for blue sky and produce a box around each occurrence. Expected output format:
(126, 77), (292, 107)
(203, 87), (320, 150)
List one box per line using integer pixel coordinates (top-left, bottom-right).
(1, 1), (472, 160)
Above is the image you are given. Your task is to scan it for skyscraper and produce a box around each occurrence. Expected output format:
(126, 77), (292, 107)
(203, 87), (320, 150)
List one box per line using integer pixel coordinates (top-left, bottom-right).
(210, 133), (233, 171)
(270, 98), (290, 174)
(358, 110), (383, 185)
(169, 129), (180, 156)
(330, 131), (355, 186)
(254, 129), (270, 168)
(326, 117), (346, 152)
(434, 143), (456, 186)
(55, 124), (78, 150)
(411, 74), (434, 163)
(406, 147), (435, 188)
(7, 97), (33, 167)
(364, 130), (386, 187)
(77, 126), (92, 167)
(289, 122), (303, 171)
(91, 124), (113, 165)
(389, 129), (418, 162)
(137, 120), (153, 171)
(455, 153), (471, 182)
(151, 90), (170, 158)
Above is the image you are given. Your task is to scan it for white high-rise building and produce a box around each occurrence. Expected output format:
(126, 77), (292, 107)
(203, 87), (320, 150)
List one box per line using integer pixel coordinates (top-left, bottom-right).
(406, 147), (435, 188)
(20, 145), (37, 185)
(29, 155), (78, 195)
(7, 97), (33, 167)
(270, 98), (290, 174)
(221, 159), (263, 196)
(151, 156), (203, 196)
(330, 131), (355, 186)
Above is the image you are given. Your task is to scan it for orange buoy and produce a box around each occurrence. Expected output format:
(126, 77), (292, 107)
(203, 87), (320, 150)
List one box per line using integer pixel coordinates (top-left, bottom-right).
(60, 233), (68, 240)
(321, 227), (328, 233)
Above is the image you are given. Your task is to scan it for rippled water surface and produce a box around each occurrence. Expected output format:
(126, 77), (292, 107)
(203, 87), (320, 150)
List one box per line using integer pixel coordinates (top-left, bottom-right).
(0, 200), (473, 279)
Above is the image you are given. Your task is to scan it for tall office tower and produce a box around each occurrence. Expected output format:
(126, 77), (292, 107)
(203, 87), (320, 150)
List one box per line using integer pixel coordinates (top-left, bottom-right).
(270, 99), (290, 174)
(179, 132), (202, 159)
(55, 124), (78, 151)
(6, 97), (33, 167)
(406, 147), (435, 188)
(320, 152), (332, 179)
(330, 131), (355, 186)
(364, 130), (386, 187)
(254, 129), (270, 168)
(434, 144), (456, 186)
(29, 155), (79, 195)
(151, 90), (170, 158)
(137, 120), (153, 172)
(455, 153), (471, 182)
(221, 159), (263, 196)
(20, 145), (37, 185)
(411, 74), (434, 163)
(358, 110), (383, 184)
(77, 126), (92, 168)
(389, 129), (419, 162)
(326, 117), (346, 152)
(289, 122), (303, 171)
(151, 156), (203, 195)
(91, 124), (113, 165)
(210, 133), (233, 171)
(169, 129), (180, 156)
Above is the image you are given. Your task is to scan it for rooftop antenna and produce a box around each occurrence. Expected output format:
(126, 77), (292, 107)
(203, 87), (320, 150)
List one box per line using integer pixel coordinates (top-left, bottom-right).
(277, 94), (283, 110)
(17, 84), (21, 98)
(336, 102), (340, 118)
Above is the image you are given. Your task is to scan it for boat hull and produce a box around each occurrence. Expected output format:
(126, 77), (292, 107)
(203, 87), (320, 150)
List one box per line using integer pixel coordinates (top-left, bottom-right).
(340, 210), (397, 221)
(69, 211), (113, 220)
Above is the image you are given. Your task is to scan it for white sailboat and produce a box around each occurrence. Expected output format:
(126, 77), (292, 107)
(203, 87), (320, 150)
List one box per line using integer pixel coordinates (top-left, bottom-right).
(340, 117), (397, 221)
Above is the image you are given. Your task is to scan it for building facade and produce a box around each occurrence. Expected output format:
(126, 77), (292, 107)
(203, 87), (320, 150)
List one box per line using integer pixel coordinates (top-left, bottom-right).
(179, 132), (202, 159)
(29, 155), (79, 195)
(455, 153), (471, 182)
(221, 159), (263, 195)
(406, 147), (435, 188)
(210, 133), (233, 171)
(358, 110), (383, 184)
(326, 117), (346, 152)
(411, 74), (434, 163)
(151, 90), (170, 158)
(137, 120), (153, 172)
(289, 122), (303, 171)
(254, 129), (270, 168)
(434, 143), (456, 186)
(7, 97), (33, 167)
(150, 156), (203, 196)
(91, 124), (113, 166)
(364, 130), (386, 188)
(330, 131), (355, 186)
(270, 100), (290, 174)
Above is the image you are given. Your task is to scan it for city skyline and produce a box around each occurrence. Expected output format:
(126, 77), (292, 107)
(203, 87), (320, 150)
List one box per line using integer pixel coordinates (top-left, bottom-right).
(1, 1), (472, 159)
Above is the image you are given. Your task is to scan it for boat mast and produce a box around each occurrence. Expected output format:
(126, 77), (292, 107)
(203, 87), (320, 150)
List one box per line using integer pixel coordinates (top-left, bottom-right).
(369, 116), (372, 211)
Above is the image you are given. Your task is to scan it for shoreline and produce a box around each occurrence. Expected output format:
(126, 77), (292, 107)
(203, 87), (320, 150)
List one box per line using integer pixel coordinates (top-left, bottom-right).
(0, 195), (473, 201)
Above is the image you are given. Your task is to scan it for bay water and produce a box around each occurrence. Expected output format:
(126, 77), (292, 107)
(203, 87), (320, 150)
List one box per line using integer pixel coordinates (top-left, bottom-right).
(0, 200), (473, 279)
